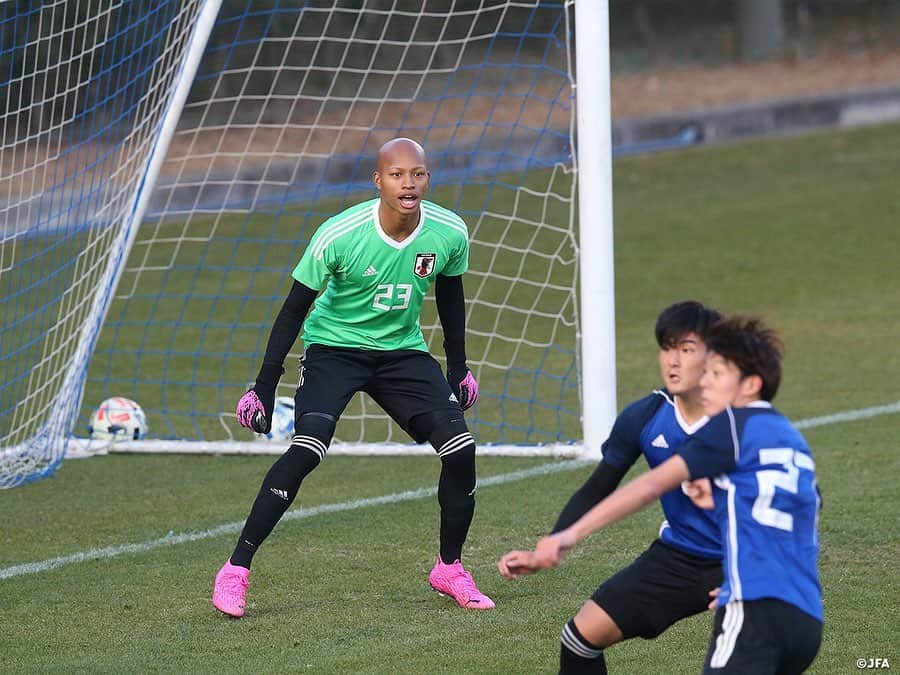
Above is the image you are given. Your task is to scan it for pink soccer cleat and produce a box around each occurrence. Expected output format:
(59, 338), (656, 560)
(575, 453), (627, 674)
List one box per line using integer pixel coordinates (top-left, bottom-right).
(212, 560), (250, 617)
(429, 557), (495, 610)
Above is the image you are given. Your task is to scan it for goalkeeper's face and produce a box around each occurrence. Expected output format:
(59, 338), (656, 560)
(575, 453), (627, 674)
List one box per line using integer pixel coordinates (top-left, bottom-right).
(373, 138), (431, 217)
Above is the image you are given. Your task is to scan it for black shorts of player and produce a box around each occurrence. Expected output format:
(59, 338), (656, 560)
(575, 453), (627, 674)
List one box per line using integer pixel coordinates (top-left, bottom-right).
(703, 598), (822, 674)
(590, 538), (723, 640)
(293, 344), (463, 443)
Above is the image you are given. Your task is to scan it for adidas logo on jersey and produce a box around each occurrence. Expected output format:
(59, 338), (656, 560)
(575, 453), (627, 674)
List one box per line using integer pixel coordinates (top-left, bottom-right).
(651, 434), (669, 449)
(363, 265), (378, 277)
(270, 488), (290, 501)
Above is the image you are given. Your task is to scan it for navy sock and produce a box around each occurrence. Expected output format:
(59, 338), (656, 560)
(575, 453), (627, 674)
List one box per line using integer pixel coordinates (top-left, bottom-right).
(559, 619), (606, 674)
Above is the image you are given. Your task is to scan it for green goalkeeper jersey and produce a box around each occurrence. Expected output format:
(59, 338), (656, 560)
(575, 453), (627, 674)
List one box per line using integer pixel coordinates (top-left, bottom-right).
(292, 198), (469, 351)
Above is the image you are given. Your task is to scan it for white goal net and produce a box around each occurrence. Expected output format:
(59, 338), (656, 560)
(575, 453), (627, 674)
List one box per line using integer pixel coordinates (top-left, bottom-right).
(1, 0), (588, 487)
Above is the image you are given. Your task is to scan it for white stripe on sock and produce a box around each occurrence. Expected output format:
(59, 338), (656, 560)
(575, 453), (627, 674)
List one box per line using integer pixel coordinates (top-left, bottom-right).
(561, 623), (603, 659)
(438, 432), (473, 457)
(292, 435), (327, 460)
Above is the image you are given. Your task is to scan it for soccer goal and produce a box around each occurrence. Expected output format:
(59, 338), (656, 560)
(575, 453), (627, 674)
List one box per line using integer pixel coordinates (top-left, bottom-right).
(0, 0), (614, 488)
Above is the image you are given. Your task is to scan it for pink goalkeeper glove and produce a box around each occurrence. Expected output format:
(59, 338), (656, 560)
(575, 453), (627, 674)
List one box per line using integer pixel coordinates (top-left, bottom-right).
(455, 369), (479, 411)
(236, 389), (268, 433)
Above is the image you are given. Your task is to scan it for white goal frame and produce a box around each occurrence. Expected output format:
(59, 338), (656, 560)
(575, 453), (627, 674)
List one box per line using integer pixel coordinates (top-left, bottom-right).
(2, 1), (616, 481)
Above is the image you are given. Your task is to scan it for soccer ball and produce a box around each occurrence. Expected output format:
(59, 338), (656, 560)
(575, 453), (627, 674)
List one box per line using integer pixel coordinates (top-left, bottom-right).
(89, 397), (148, 441)
(260, 395), (296, 441)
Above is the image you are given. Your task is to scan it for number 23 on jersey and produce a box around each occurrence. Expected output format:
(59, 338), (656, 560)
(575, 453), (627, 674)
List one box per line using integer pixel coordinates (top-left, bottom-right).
(372, 283), (413, 311)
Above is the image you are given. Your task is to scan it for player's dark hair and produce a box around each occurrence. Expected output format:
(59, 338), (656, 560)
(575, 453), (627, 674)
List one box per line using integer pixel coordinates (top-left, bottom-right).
(654, 300), (723, 349)
(706, 316), (783, 401)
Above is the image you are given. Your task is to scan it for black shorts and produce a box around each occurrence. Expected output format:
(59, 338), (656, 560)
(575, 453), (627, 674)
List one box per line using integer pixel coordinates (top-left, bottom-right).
(293, 344), (463, 443)
(591, 539), (723, 640)
(703, 598), (822, 674)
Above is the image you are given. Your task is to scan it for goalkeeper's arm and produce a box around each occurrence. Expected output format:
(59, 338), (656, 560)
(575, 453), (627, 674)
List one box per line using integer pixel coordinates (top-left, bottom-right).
(238, 281), (317, 432)
(257, 280), (317, 383)
(434, 273), (478, 409)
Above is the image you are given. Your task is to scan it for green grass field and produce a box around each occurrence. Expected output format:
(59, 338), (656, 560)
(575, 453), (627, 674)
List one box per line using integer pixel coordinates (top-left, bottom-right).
(2, 123), (899, 673)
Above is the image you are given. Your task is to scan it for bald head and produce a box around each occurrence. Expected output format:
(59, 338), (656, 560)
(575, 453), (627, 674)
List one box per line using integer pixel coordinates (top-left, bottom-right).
(373, 137), (430, 224)
(377, 137), (427, 171)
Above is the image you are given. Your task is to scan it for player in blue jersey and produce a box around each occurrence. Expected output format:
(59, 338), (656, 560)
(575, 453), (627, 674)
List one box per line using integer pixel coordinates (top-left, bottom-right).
(212, 138), (494, 617)
(499, 317), (822, 674)
(500, 300), (723, 673)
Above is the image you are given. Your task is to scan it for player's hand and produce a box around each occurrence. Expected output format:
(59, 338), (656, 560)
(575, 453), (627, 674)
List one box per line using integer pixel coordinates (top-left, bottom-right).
(497, 550), (538, 579)
(498, 531), (576, 579)
(707, 586), (720, 611)
(532, 531), (576, 569)
(236, 387), (274, 434)
(682, 478), (714, 509)
(448, 367), (479, 410)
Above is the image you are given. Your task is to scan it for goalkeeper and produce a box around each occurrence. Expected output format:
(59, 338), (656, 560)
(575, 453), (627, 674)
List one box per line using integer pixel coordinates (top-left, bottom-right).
(212, 138), (493, 617)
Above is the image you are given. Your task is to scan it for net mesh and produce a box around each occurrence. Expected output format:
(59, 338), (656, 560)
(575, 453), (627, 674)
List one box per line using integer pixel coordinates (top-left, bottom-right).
(1, 0), (580, 486)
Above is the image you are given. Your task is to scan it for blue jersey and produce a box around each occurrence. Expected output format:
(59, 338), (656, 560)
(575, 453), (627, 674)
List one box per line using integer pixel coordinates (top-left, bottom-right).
(602, 390), (720, 559)
(679, 402), (822, 621)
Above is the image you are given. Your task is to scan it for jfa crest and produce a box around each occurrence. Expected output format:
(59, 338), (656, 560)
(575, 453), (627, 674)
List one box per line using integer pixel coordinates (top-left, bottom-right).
(413, 252), (436, 278)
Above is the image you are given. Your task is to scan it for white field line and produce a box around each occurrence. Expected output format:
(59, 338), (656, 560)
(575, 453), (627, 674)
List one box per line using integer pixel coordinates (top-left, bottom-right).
(793, 400), (900, 429)
(2, 400), (897, 581)
(0, 460), (588, 581)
